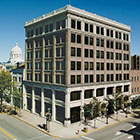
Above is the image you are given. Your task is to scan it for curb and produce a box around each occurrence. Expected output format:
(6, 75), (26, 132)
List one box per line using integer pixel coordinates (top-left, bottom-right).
(62, 117), (133, 139)
(11, 115), (60, 138)
(11, 114), (133, 139)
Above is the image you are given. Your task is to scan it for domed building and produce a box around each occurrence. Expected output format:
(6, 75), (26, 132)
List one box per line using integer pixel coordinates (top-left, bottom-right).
(9, 42), (24, 65)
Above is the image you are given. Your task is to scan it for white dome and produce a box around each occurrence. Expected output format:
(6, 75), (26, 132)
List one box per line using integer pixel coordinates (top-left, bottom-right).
(9, 42), (24, 65)
(11, 43), (22, 55)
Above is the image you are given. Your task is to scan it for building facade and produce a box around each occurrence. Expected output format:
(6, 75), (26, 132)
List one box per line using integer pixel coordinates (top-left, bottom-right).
(131, 55), (140, 70)
(131, 70), (140, 96)
(24, 5), (131, 126)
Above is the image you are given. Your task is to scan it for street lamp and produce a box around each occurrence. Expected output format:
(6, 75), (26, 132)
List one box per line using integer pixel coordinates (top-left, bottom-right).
(45, 108), (51, 131)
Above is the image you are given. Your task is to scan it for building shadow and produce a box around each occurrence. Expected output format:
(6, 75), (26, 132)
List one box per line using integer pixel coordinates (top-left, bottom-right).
(120, 121), (140, 140)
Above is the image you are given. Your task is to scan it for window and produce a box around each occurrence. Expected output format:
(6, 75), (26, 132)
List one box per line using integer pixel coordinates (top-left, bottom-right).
(84, 90), (93, 99)
(101, 27), (104, 35)
(107, 40), (109, 48)
(36, 28), (38, 35)
(115, 31), (118, 38)
(96, 38), (100, 46)
(85, 75), (88, 83)
(101, 63), (104, 70)
(96, 62), (100, 70)
(85, 62), (88, 70)
(71, 75), (75, 84)
(85, 36), (88, 45)
(71, 19), (75, 28)
(90, 62), (94, 70)
(124, 85), (129, 92)
(45, 25), (48, 33)
(90, 24), (93, 33)
(119, 32), (121, 39)
(90, 37), (93, 45)
(111, 41), (113, 48)
(96, 26), (100, 34)
(111, 30), (113, 37)
(56, 75), (60, 84)
(71, 61), (75, 70)
(85, 23), (88, 31)
(77, 62), (81, 70)
(101, 51), (104, 59)
(62, 20), (65, 28)
(77, 35), (81, 43)
(96, 75), (100, 82)
(70, 91), (80, 101)
(85, 49), (88, 57)
(77, 75), (81, 84)
(56, 21), (60, 30)
(96, 88), (104, 97)
(56, 48), (60, 57)
(90, 50), (93, 58)
(107, 29), (109, 36)
(77, 21), (81, 30)
(39, 27), (42, 34)
(50, 24), (53, 32)
(101, 75), (104, 82)
(101, 39), (104, 47)
(71, 47), (75, 56)
(90, 75), (93, 83)
(71, 34), (75, 42)
(77, 48), (81, 57)
(96, 50), (100, 58)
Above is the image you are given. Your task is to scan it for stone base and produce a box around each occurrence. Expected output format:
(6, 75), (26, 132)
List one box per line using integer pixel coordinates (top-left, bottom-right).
(64, 120), (71, 127)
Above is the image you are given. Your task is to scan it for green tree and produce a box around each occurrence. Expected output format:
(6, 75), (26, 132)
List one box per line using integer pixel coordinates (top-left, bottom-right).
(122, 94), (131, 118)
(0, 70), (12, 110)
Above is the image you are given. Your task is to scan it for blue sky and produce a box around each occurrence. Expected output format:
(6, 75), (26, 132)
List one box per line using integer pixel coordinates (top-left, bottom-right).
(0, 0), (139, 62)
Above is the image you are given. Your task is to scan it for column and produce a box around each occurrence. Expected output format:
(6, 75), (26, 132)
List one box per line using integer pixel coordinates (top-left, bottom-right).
(52, 36), (56, 84)
(104, 88), (107, 98)
(81, 90), (85, 121)
(93, 88), (96, 97)
(52, 90), (56, 121)
(41, 88), (45, 117)
(32, 87), (35, 113)
(23, 85), (27, 110)
(64, 89), (71, 127)
(42, 38), (45, 83)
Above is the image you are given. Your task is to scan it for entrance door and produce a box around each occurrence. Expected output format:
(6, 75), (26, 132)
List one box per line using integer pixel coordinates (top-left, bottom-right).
(70, 106), (80, 123)
(27, 97), (32, 111)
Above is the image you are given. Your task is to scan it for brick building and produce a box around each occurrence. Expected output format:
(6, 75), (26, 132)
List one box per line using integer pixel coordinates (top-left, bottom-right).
(23, 5), (131, 126)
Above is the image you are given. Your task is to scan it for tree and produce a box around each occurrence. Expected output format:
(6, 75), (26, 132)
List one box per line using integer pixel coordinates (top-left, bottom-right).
(0, 70), (12, 110)
(90, 97), (100, 128)
(13, 87), (22, 113)
(122, 94), (131, 118)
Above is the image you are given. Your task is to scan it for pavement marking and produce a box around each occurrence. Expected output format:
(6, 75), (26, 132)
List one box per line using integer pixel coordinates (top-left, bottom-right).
(115, 132), (122, 136)
(127, 135), (133, 139)
(26, 134), (49, 140)
(0, 127), (16, 140)
(81, 136), (95, 140)
(132, 125), (136, 129)
(112, 134), (128, 140)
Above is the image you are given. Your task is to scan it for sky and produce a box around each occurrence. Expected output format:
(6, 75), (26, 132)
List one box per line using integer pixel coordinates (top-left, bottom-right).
(0, 0), (139, 62)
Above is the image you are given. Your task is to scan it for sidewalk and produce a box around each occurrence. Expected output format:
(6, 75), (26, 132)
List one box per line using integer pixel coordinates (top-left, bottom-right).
(11, 110), (134, 138)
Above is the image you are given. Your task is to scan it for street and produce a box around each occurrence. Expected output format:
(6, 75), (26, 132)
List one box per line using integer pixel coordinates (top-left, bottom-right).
(0, 114), (60, 140)
(0, 114), (140, 140)
(65, 117), (140, 140)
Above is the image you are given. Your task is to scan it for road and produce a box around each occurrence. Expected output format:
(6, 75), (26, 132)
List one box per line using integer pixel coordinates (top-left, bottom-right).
(0, 114), (140, 140)
(65, 117), (140, 140)
(0, 114), (60, 140)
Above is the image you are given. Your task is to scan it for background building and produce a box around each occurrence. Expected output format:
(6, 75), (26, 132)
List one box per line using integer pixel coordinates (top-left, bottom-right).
(131, 70), (140, 96)
(24, 5), (131, 126)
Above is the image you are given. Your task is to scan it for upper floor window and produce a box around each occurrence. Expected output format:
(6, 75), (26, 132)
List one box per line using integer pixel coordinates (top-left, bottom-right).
(77, 21), (81, 30)
(71, 19), (75, 28)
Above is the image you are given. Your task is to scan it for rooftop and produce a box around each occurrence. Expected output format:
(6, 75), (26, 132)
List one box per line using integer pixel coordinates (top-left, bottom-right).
(25, 5), (131, 31)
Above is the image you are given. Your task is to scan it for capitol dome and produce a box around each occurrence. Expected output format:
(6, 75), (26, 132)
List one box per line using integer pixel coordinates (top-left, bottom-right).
(9, 43), (24, 65)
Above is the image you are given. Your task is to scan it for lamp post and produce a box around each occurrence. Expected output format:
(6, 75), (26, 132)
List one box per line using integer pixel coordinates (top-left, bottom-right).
(45, 108), (51, 131)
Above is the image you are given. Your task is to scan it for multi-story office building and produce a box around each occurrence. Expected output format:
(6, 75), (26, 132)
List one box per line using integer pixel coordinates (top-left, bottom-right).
(24, 5), (131, 126)
(131, 70), (140, 96)
(131, 55), (140, 70)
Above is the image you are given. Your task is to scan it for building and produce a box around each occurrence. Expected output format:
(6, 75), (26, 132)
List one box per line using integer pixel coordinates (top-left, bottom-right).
(23, 5), (131, 126)
(9, 42), (24, 65)
(131, 55), (140, 70)
(10, 64), (25, 107)
(131, 70), (140, 96)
